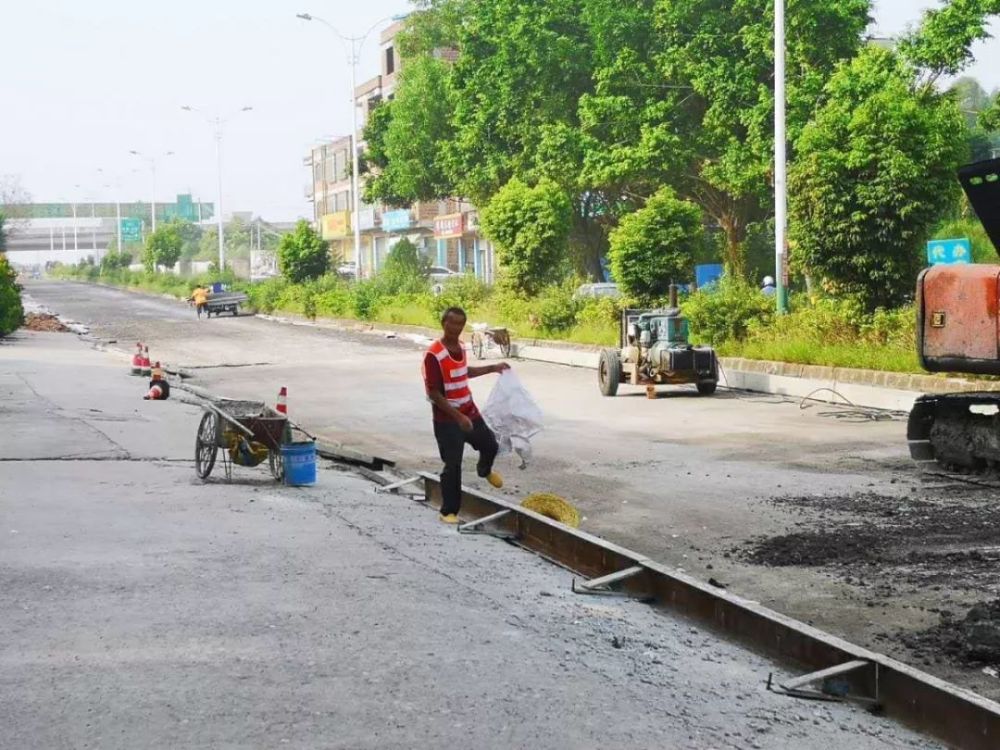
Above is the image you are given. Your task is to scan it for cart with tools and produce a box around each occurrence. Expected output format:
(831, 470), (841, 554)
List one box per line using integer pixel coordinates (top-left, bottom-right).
(471, 324), (513, 359)
(194, 399), (289, 481)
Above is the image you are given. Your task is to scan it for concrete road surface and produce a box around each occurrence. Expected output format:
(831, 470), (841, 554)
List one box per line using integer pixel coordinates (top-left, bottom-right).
(0, 329), (938, 749)
(23, 279), (999, 699)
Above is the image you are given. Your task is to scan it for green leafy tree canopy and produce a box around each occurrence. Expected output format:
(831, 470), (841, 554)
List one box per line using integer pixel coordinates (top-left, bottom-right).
(789, 46), (968, 310)
(480, 178), (573, 296)
(277, 220), (330, 283)
(607, 187), (704, 302)
(143, 223), (184, 272)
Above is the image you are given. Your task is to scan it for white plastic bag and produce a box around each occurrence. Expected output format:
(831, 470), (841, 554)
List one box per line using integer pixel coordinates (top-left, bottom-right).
(482, 370), (544, 468)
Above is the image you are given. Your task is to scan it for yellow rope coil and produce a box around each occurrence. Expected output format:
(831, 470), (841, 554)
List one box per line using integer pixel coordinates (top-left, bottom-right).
(520, 493), (581, 528)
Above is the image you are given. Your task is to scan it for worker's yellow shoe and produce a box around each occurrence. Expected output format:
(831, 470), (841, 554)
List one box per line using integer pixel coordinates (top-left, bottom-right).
(486, 471), (504, 489)
(439, 513), (460, 524)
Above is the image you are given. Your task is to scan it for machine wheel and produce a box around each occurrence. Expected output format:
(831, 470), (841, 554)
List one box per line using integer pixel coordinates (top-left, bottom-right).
(268, 449), (284, 481)
(472, 332), (485, 360)
(697, 381), (718, 396)
(598, 349), (622, 397)
(195, 411), (219, 479)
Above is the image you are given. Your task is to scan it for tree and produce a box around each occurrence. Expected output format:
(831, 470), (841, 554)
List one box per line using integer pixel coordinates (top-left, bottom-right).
(0, 175), (32, 234)
(277, 220), (329, 283)
(378, 238), (431, 295)
(143, 223), (183, 272)
(363, 57), (457, 205)
(789, 46), (968, 310)
(901, 0), (1000, 88)
(607, 187), (704, 302)
(0, 252), (24, 337)
(479, 178), (573, 296)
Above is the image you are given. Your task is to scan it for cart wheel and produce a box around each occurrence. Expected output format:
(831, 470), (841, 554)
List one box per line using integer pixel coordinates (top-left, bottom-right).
(195, 411), (219, 479)
(268, 449), (284, 481)
(472, 333), (485, 360)
(499, 336), (512, 358)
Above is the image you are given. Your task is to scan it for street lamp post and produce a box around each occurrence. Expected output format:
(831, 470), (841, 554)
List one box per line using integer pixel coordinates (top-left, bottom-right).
(182, 105), (254, 272)
(297, 12), (408, 279)
(129, 150), (174, 235)
(774, 0), (789, 314)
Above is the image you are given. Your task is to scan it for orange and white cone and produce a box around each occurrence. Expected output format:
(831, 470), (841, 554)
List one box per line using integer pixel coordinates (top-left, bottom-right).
(140, 346), (151, 377)
(276, 386), (288, 415)
(145, 383), (165, 400)
(131, 342), (143, 376)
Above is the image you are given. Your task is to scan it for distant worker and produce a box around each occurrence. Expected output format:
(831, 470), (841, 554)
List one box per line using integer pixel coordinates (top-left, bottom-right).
(761, 276), (777, 297)
(192, 285), (209, 318)
(423, 306), (509, 524)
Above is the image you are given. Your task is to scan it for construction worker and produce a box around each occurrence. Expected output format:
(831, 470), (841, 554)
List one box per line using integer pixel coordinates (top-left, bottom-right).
(423, 306), (509, 524)
(761, 276), (777, 297)
(191, 285), (209, 318)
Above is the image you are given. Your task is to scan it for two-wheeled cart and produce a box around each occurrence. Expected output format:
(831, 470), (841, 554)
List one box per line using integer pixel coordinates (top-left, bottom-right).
(194, 399), (288, 481)
(471, 325), (513, 359)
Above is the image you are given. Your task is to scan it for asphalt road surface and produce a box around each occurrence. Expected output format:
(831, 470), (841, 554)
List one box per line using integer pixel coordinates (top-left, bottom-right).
(26, 279), (1000, 700)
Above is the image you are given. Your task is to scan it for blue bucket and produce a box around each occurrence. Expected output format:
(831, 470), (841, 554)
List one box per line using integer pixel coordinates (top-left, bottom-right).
(281, 441), (317, 486)
(211, 281), (224, 293)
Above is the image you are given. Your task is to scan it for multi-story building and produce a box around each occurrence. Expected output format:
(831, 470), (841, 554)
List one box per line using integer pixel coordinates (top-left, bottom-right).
(304, 19), (497, 281)
(304, 135), (355, 264)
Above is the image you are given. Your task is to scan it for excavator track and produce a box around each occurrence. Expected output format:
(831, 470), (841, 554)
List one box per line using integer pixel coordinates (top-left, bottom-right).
(908, 392), (1000, 470)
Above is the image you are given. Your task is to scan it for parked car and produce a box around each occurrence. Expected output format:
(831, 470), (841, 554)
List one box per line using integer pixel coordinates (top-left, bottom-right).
(336, 261), (358, 279)
(574, 282), (621, 299)
(428, 265), (460, 283)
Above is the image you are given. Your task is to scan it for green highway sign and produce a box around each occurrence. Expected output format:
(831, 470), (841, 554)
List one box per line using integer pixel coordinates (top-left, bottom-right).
(121, 218), (142, 244)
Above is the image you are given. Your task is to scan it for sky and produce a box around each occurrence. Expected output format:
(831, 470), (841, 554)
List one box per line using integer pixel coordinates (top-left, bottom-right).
(1, 0), (998, 222)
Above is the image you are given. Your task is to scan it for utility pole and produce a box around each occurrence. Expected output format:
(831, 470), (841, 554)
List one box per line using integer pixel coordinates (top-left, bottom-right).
(774, 0), (789, 314)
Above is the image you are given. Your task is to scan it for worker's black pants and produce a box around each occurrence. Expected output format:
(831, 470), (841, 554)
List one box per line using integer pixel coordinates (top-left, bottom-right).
(434, 418), (499, 516)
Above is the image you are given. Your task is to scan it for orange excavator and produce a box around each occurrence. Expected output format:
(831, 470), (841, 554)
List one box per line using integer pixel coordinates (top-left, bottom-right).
(908, 158), (1000, 469)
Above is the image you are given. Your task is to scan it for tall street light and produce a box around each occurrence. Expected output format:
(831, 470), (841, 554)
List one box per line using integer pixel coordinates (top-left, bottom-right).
(98, 167), (136, 256)
(129, 150), (174, 234)
(297, 12), (408, 279)
(774, 0), (789, 314)
(182, 105), (254, 272)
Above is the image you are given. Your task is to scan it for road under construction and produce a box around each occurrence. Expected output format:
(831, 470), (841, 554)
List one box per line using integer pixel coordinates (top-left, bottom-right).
(10, 279), (1000, 747)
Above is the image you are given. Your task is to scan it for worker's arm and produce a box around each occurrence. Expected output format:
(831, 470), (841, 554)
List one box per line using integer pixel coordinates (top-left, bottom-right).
(427, 390), (473, 431)
(468, 362), (510, 379)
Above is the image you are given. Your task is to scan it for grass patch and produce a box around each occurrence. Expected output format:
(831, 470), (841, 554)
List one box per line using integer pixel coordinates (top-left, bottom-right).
(719, 339), (921, 373)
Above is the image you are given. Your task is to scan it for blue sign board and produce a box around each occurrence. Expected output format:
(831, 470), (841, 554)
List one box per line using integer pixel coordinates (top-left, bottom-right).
(120, 217), (142, 244)
(381, 209), (411, 233)
(927, 238), (972, 266)
(695, 263), (724, 289)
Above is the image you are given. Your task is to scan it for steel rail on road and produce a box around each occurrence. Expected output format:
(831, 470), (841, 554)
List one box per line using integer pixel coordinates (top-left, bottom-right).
(416, 471), (1000, 750)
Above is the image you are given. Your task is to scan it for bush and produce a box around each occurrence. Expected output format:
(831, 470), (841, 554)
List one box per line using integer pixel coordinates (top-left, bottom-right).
(245, 278), (288, 314)
(351, 279), (384, 320)
(684, 275), (774, 345)
(379, 238), (430, 295)
(575, 295), (622, 329)
(430, 273), (490, 317)
(535, 279), (581, 332)
(278, 220), (329, 283)
(607, 187), (704, 302)
(0, 254), (23, 336)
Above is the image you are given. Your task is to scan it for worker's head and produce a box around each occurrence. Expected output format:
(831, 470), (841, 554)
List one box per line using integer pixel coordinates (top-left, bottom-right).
(762, 276), (775, 288)
(441, 306), (467, 337)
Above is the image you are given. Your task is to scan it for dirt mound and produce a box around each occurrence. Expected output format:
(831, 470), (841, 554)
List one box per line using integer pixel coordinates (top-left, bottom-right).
(22, 313), (69, 332)
(900, 600), (1000, 665)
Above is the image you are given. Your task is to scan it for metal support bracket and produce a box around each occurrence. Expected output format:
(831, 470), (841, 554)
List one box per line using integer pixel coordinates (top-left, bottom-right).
(572, 565), (646, 596)
(457, 509), (516, 538)
(374, 476), (423, 494)
(768, 659), (877, 704)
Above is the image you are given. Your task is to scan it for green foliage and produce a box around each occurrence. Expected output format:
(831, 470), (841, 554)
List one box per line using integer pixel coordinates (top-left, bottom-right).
(431, 273), (490, 317)
(683, 275), (774, 345)
(535, 278), (581, 332)
(100, 250), (132, 273)
(789, 46), (968, 311)
(901, 0), (1000, 82)
(278, 220), (329, 283)
(0, 213), (6, 253)
(378, 238), (430, 295)
(351, 279), (384, 320)
(480, 178), (573, 296)
(143, 223), (183, 271)
(0, 253), (23, 336)
(363, 57), (456, 205)
(607, 187), (703, 302)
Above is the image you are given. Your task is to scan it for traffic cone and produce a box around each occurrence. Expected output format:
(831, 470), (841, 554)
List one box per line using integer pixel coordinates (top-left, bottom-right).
(144, 382), (165, 400)
(140, 346), (151, 377)
(151, 361), (164, 382)
(276, 386), (287, 415)
(131, 342), (143, 376)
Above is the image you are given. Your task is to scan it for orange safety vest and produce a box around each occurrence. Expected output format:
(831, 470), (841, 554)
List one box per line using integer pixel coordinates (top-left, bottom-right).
(425, 339), (473, 410)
